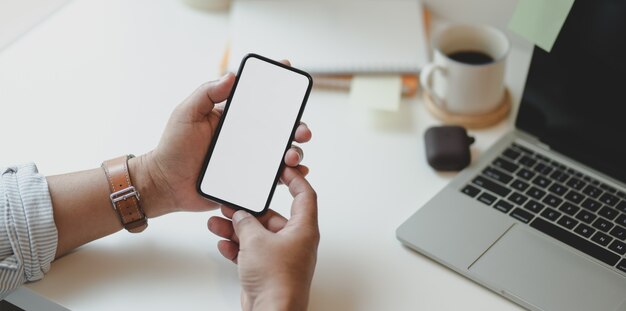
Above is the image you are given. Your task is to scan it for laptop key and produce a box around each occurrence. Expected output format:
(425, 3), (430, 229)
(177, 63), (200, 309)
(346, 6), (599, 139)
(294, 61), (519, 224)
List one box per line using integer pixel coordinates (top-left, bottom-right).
(510, 208), (534, 224)
(535, 154), (550, 162)
(608, 240), (626, 255)
(483, 167), (513, 184)
(541, 207), (562, 222)
(617, 260), (626, 274)
(509, 192), (528, 205)
(531, 218), (620, 266)
(616, 201), (626, 213)
(609, 225), (626, 241)
(477, 193), (497, 206)
(494, 200), (514, 213)
(518, 156), (537, 168)
(566, 178), (586, 191)
(574, 223), (596, 238)
(591, 232), (613, 247)
(559, 202), (580, 216)
(600, 183), (617, 194)
(548, 183), (568, 196)
(524, 200), (545, 214)
(516, 168), (536, 180)
(592, 218), (614, 232)
(526, 187), (546, 200)
(564, 190), (584, 204)
(582, 185), (603, 198)
(512, 143), (534, 155)
(533, 163), (553, 175)
(549, 170), (570, 183)
(461, 185), (481, 198)
(557, 215), (579, 230)
(532, 176), (551, 188)
(616, 214), (626, 227)
(502, 148), (521, 161)
(598, 193), (619, 206)
(618, 191), (626, 200)
(581, 198), (602, 212)
(598, 206), (619, 221)
(576, 210), (597, 224)
(511, 180), (530, 192)
(542, 194), (563, 208)
(473, 176), (511, 197)
(493, 157), (519, 173)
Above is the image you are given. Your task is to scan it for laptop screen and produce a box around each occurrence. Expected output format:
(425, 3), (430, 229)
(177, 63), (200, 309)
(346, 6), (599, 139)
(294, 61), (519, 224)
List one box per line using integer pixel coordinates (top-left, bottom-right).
(516, 0), (626, 183)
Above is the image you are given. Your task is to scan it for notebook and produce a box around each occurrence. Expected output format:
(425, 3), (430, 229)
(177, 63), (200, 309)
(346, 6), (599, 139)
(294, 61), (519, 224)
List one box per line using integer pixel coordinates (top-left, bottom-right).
(227, 0), (428, 75)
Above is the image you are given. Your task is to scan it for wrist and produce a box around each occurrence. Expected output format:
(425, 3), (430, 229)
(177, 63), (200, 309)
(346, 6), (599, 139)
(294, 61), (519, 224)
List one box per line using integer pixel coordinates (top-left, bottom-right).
(250, 285), (310, 311)
(128, 153), (174, 218)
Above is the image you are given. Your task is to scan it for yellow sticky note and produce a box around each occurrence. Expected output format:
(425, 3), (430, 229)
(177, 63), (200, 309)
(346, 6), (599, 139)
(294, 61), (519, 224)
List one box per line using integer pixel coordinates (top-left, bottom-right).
(508, 0), (575, 52)
(350, 75), (402, 112)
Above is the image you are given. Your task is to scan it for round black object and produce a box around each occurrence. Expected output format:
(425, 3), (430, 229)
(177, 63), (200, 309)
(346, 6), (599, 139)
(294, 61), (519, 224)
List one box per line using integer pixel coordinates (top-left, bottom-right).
(424, 126), (475, 171)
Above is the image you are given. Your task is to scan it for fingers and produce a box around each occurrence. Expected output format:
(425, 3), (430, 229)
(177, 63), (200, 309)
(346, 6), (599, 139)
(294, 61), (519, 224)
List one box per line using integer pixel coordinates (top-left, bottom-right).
(297, 165), (310, 177)
(208, 216), (239, 243)
(294, 122), (312, 143)
(183, 73), (235, 121)
(231, 210), (265, 242)
(280, 167), (318, 227)
(217, 240), (239, 263)
(284, 145), (304, 167)
(280, 59), (292, 67)
(219, 206), (288, 233)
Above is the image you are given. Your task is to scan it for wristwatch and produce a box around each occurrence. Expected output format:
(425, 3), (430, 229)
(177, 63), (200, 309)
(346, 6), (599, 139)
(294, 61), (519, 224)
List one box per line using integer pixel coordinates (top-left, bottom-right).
(101, 155), (148, 233)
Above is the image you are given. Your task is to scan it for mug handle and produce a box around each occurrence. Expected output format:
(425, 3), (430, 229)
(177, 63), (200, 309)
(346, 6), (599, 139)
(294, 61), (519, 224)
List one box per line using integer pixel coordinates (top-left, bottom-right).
(420, 64), (447, 110)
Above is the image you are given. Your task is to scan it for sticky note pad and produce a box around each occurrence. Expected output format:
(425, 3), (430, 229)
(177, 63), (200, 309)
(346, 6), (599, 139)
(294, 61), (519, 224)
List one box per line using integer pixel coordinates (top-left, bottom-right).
(350, 75), (402, 111)
(508, 0), (575, 52)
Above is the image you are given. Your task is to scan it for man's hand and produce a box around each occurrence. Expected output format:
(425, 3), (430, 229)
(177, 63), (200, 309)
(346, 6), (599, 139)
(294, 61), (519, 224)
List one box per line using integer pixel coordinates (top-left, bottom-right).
(131, 66), (311, 217)
(208, 167), (320, 311)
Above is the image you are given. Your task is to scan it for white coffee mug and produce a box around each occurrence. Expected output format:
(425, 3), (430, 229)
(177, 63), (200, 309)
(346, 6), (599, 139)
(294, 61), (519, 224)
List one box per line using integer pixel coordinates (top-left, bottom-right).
(420, 25), (510, 115)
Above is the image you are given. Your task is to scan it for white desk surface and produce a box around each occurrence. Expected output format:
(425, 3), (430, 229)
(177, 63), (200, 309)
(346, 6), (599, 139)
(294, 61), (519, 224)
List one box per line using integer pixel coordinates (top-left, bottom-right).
(0, 0), (532, 310)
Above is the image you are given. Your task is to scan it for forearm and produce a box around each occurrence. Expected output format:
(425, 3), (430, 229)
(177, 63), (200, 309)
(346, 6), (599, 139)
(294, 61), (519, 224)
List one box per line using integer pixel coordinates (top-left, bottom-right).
(48, 155), (162, 258)
(48, 167), (122, 257)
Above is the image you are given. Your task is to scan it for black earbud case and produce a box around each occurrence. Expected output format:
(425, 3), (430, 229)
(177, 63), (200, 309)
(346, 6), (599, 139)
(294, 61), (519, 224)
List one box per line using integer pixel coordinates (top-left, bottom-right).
(424, 126), (475, 171)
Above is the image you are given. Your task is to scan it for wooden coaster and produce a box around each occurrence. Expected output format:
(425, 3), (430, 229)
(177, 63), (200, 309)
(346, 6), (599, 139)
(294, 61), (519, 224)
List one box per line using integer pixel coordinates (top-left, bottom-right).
(423, 88), (511, 129)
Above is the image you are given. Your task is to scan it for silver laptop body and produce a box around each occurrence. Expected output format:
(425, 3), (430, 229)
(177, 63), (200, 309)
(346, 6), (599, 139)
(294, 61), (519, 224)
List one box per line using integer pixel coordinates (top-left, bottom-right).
(397, 130), (626, 311)
(397, 1), (626, 310)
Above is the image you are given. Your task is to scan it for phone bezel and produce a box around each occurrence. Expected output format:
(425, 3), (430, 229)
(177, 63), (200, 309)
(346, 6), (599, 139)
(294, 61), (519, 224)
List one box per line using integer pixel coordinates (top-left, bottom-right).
(196, 53), (313, 216)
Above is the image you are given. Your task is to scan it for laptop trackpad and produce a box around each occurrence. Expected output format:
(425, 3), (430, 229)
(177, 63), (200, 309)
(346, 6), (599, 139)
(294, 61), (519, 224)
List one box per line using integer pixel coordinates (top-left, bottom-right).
(469, 225), (626, 311)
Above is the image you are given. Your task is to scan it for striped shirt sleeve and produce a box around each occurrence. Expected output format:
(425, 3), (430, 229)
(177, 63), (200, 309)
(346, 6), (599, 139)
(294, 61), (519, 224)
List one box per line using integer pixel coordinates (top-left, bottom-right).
(0, 163), (57, 298)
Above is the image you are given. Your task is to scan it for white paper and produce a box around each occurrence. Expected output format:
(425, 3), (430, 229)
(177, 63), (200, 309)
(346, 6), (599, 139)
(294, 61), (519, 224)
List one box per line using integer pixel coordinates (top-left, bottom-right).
(350, 75), (402, 111)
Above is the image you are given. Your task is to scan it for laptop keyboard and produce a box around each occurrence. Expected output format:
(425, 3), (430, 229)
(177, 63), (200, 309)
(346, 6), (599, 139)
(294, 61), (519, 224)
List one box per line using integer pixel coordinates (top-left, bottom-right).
(462, 143), (626, 274)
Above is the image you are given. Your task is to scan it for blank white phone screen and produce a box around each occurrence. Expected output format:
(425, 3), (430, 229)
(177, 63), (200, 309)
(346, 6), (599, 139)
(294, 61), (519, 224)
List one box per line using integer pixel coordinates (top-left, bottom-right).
(200, 56), (311, 213)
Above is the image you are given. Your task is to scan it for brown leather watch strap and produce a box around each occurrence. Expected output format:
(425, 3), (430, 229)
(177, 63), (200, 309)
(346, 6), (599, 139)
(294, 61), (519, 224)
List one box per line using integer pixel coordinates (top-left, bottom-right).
(101, 155), (148, 233)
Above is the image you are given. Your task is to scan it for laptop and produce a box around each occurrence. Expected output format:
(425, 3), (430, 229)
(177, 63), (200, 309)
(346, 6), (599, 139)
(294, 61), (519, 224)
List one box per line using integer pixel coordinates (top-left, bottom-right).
(1, 287), (70, 311)
(397, 1), (626, 311)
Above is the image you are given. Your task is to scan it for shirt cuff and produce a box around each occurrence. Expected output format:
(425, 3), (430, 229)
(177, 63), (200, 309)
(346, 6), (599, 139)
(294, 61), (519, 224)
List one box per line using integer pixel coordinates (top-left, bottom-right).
(0, 163), (57, 296)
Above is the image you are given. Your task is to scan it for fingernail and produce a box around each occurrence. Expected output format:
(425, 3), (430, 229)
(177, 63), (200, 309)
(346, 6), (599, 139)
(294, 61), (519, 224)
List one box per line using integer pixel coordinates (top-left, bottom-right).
(232, 210), (250, 224)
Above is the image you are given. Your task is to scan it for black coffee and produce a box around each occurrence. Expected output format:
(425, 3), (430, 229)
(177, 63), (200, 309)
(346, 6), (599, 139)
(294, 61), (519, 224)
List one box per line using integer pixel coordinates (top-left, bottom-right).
(447, 50), (494, 65)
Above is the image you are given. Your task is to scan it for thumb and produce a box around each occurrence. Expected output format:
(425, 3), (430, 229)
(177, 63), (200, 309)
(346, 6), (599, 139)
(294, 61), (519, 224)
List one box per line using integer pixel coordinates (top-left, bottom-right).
(232, 210), (265, 242)
(184, 73), (235, 120)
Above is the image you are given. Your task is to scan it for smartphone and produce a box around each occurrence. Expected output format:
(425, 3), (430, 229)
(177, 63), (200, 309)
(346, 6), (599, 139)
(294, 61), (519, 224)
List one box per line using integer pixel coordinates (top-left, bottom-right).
(197, 54), (313, 215)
